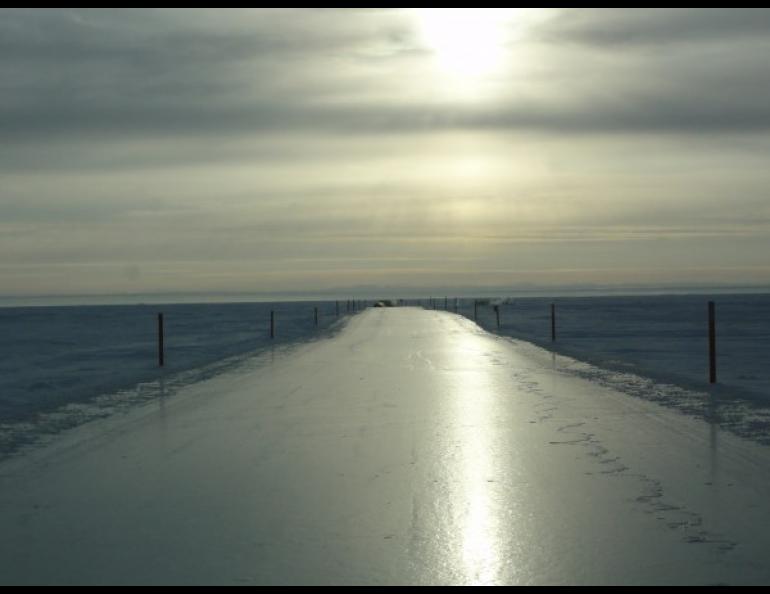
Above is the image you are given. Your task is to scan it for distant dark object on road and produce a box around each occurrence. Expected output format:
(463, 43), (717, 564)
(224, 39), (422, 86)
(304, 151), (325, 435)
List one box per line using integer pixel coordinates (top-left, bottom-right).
(374, 300), (399, 308)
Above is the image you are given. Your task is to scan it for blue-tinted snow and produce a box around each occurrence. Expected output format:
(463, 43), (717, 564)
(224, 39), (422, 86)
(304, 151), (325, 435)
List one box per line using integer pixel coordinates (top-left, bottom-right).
(0, 301), (348, 453)
(4, 294), (770, 454)
(456, 294), (770, 443)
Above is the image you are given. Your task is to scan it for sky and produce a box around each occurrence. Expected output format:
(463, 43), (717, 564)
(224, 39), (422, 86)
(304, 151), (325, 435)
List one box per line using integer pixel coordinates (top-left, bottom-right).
(3, 7), (770, 298)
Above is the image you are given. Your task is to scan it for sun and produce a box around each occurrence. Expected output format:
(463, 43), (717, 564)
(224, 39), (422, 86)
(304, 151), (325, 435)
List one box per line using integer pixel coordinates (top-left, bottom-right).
(414, 8), (524, 80)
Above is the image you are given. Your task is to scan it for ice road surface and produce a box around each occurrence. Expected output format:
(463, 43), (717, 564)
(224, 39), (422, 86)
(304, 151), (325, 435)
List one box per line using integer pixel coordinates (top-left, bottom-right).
(1, 308), (770, 586)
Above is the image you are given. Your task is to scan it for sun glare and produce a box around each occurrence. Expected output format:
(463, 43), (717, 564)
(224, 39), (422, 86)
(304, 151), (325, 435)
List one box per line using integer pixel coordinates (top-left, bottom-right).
(414, 8), (524, 81)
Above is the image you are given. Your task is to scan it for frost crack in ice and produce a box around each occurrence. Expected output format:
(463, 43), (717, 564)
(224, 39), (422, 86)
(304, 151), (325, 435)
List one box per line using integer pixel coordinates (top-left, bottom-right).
(549, 433), (594, 446)
(550, 422), (594, 446)
(547, 415), (739, 555)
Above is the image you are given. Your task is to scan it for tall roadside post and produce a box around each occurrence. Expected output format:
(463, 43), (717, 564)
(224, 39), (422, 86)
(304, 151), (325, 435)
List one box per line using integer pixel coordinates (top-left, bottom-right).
(709, 301), (717, 385)
(158, 313), (165, 368)
(551, 303), (557, 343)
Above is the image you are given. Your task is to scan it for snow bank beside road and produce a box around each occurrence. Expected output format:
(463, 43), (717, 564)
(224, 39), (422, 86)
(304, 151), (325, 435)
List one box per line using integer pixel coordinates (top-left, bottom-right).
(459, 294), (770, 444)
(0, 301), (346, 456)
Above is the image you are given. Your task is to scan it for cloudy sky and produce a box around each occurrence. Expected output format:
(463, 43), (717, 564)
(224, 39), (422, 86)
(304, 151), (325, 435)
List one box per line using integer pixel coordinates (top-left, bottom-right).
(3, 8), (770, 298)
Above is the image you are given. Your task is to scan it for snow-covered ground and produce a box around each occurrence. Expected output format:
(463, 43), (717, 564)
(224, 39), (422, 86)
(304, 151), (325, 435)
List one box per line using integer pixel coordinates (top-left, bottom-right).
(5, 294), (770, 455)
(456, 294), (770, 445)
(1, 308), (770, 585)
(0, 301), (346, 454)
(458, 294), (770, 397)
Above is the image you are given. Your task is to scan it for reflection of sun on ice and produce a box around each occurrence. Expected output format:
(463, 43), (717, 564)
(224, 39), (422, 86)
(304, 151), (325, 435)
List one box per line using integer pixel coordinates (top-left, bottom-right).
(447, 333), (508, 585)
(414, 8), (527, 80)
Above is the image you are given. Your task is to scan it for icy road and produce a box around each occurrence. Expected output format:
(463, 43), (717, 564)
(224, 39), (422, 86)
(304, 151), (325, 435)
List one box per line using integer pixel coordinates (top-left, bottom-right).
(2, 308), (770, 586)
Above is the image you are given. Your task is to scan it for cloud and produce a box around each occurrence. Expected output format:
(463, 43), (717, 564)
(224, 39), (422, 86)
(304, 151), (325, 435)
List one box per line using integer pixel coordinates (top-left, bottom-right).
(0, 8), (420, 145)
(4, 8), (770, 294)
(4, 7), (770, 155)
(538, 8), (770, 47)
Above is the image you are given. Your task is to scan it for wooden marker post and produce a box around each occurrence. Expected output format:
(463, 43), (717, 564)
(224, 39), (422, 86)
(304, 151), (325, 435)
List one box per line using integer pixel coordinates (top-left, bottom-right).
(551, 304), (556, 343)
(709, 301), (717, 385)
(314, 306), (319, 328)
(495, 305), (501, 329)
(157, 313), (165, 368)
(270, 310), (275, 340)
